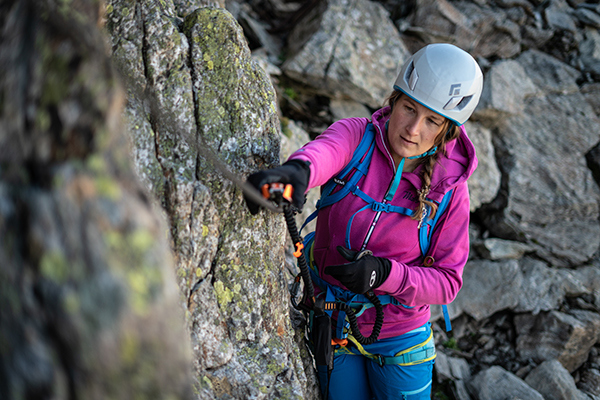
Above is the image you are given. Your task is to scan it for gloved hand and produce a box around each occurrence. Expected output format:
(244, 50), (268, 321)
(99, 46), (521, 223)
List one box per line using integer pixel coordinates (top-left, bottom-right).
(324, 246), (392, 294)
(244, 159), (311, 215)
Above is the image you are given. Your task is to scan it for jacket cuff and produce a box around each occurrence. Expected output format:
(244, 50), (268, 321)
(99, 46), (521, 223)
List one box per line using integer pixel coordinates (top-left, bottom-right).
(377, 260), (403, 294)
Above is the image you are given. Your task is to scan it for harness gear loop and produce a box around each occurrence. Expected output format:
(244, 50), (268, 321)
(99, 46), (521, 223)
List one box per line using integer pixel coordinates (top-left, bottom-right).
(341, 330), (437, 367)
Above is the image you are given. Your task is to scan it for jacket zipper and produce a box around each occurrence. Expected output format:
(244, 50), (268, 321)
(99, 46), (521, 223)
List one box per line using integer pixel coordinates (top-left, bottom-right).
(360, 122), (401, 251)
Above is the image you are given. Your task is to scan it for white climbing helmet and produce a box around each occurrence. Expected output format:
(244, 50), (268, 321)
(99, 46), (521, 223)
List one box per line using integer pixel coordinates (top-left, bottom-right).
(393, 43), (483, 126)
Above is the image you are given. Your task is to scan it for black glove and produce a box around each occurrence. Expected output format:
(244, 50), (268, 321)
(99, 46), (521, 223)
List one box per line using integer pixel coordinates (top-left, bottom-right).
(324, 246), (392, 294)
(244, 159), (311, 215)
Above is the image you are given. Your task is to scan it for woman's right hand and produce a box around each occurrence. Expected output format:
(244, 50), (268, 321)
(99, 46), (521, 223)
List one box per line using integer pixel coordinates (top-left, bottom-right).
(324, 246), (392, 294)
(244, 159), (311, 215)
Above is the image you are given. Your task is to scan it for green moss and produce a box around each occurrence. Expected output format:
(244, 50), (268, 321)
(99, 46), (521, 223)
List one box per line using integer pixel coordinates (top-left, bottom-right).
(40, 50), (71, 106)
(218, 341), (231, 354)
(63, 292), (80, 314)
(129, 230), (154, 253)
(40, 251), (69, 283)
(213, 280), (233, 308)
(235, 330), (244, 341)
(95, 176), (122, 200)
(35, 109), (51, 132)
(127, 270), (150, 314)
(120, 332), (140, 366)
(104, 228), (164, 316)
(284, 87), (298, 100)
(182, 7), (279, 156)
(201, 375), (213, 390)
(86, 154), (106, 174)
(443, 337), (458, 350)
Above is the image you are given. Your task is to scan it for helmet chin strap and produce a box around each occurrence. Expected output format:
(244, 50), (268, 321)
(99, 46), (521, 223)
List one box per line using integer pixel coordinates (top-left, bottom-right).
(408, 146), (437, 159)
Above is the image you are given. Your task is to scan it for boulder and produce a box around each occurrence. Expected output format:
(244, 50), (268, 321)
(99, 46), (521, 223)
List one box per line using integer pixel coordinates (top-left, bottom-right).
(451, 259), (522, 321)
(174, 0), (226, 18)
(466, 123), (501, 212)
(329, 99), (373, 121)
(578, 368), (600, 397)
(580, 28), (600, 80)
(436, 351), (473, 400)
(525, 360), (590, 400)
(474, 238), (533, 261)
(545, 0), (578, 32)
(515, 257), (588, 314)
(468, 366), (544, 400)
(476, 59), (539, 122)
(282, 0), (410, 108)
(516, 310), (600, 372)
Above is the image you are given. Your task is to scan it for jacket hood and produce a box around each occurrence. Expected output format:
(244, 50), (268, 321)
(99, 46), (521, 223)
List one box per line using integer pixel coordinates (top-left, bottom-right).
(371, 106), (478, 203)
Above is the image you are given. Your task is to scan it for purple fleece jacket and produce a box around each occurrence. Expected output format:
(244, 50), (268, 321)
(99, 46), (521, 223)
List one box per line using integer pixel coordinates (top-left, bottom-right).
(288, 106), (477, 339)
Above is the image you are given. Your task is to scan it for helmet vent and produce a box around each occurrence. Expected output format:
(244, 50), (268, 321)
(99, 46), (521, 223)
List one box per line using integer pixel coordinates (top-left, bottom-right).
(455, 95), (473, 111)
(443, 95), (473, 111)
(404, 61), (418, 91)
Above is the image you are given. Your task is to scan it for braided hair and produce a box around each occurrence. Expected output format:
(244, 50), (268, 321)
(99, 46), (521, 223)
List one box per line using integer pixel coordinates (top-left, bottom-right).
(385, 91), (461, 222)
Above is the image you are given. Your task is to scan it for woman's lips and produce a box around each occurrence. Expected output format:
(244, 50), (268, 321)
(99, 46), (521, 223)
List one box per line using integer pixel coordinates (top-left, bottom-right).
(401, 136), (417, 145)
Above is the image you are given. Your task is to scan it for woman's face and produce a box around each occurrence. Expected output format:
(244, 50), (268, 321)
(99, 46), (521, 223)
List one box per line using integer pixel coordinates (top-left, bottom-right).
(387, 95), (446, 168)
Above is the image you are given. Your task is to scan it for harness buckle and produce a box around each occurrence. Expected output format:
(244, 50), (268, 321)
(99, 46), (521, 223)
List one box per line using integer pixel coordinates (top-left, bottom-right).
(371, 202), (389, 213)
(375, 354), (386, 367)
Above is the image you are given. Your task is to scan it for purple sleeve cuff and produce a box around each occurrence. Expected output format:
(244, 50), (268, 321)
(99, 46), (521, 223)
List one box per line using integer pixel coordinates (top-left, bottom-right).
(377, 260), (403, 294)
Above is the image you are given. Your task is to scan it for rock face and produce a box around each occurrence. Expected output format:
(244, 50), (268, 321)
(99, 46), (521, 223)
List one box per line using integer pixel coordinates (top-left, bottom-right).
(0, 0), (193, 399)
(479, 50), (600, 267)
(107, 2), (317, 399)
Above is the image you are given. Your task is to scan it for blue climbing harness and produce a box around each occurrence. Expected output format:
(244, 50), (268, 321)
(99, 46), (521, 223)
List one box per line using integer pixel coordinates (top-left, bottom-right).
(299, 122), (455, 336)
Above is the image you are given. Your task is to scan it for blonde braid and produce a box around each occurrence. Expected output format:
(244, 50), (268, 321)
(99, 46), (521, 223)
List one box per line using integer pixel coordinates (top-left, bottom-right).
(412, 120), (460, 224)
(413, 154), (439, 226)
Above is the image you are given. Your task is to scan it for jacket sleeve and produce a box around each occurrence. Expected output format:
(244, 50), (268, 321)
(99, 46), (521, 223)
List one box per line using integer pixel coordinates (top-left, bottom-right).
(377, 182), (470, 306)
(287, 118), (367, 190)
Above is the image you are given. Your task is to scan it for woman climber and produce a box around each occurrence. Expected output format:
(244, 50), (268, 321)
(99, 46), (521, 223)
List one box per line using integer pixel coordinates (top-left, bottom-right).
(245, 43), (483, 400)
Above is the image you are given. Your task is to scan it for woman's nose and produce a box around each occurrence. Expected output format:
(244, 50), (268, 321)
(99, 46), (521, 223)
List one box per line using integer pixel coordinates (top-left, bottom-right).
(405, 117), (422, 136)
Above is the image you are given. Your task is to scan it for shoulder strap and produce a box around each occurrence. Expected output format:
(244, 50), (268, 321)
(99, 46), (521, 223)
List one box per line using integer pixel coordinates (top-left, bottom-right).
(418, 189), (454, 257)
(417, 189), (455, 332)
(300, 122), (377, 235)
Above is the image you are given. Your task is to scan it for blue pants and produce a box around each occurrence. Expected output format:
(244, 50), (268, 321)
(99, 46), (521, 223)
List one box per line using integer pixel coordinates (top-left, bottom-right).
(324, 323), (434, 400)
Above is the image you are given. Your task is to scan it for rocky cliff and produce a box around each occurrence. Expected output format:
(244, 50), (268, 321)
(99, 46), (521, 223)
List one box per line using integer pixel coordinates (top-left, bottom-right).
(0, 0), (194, 399)
(3, 0), (600, 399)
